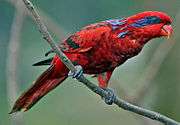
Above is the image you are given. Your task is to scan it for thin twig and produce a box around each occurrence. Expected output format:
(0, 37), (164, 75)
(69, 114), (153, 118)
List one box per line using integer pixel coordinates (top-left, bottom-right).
(21, 0), (180, 125)
(6, 0), (25, 125)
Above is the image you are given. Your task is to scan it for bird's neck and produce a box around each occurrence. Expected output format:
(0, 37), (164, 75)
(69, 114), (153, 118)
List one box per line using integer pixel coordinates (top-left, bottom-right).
(130, 29), (158, 45)
(136, 37), (152, 45)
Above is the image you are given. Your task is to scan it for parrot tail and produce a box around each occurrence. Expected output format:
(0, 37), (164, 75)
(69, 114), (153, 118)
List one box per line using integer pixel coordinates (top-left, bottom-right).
(9, 64), (67, 114)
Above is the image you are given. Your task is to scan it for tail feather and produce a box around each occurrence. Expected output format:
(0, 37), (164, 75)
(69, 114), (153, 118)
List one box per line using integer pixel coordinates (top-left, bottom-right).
(9, 65), (67, 114)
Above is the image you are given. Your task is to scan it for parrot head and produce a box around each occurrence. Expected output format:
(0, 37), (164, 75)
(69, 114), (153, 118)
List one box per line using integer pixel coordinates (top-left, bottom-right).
(126, 11), (173, 43)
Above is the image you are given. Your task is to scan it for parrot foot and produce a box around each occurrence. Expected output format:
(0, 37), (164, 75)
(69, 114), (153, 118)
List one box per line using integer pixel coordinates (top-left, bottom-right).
(68, 65), (83, 79)
(102, 88), (116, 105)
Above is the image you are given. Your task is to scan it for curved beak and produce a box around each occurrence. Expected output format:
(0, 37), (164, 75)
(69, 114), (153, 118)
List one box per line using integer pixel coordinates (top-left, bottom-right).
(161, 25), (173, 39)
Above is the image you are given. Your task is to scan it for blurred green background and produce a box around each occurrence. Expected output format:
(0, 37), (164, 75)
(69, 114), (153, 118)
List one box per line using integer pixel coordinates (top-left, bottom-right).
(0, 0), (180, 125)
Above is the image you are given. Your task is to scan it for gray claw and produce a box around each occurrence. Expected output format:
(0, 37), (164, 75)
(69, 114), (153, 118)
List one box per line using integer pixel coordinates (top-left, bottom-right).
(103, 88), (116, 105)
(68, 65), (83, 79)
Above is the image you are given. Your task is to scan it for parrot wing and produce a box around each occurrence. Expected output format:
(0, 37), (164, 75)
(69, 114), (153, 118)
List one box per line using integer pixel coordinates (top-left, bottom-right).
(46, 22), (111, 54)
(45, 18), (128, 55)
(33, 22), (111, 66)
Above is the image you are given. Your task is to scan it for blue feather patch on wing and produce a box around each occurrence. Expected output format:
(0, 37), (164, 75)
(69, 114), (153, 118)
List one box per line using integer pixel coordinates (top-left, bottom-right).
(131, 16), (162, 28)
(106, 18), (125, 25)
(105, 18), (126, 30)
(118, 30), (129, 38)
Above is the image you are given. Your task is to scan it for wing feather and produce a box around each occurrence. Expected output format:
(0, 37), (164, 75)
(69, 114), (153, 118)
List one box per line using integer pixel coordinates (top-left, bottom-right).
(60, 22), (111, 53)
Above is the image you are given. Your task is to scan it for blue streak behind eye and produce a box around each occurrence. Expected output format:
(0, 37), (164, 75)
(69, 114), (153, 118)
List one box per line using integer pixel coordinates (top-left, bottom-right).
(131, 16), (162, 28)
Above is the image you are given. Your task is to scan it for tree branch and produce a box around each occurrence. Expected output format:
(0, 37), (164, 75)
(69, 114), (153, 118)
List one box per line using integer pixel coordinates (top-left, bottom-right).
(20, 0), (180, 125)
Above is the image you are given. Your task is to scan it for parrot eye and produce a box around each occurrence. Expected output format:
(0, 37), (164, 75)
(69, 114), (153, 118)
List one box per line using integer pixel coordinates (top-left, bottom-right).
(131, 16), (162, 28)
(165, 21), (171, 25)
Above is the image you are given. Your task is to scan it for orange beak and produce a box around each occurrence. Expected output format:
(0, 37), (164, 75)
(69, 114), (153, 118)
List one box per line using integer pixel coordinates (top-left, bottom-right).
(161, 25), (173, 39)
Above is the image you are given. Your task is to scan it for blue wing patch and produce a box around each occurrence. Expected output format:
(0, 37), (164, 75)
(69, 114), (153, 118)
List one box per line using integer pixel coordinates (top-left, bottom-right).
(118, 31), (129, 38)
(105, 18), (126, 30)
(103, 18), (129, 38)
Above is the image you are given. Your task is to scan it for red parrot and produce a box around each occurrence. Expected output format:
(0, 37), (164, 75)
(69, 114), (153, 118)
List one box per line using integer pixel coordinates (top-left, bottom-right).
(10, 11), (173, 113)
